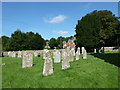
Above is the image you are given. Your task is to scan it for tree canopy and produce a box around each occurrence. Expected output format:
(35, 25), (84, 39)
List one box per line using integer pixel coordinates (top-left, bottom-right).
(75, 10), (120, 49)
(2, 30), (45, 51)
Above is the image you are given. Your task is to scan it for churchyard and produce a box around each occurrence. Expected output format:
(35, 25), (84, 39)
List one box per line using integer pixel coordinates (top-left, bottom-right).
(1, 47), (119, 88)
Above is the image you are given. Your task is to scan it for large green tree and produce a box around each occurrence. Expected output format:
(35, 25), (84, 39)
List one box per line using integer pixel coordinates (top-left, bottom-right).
(9, 30), (27, 51)
(75, 10), (119, 49)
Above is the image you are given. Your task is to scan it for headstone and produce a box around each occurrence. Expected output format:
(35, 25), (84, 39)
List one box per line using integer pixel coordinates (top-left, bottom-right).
(94, 49), (97, 53)
(66, 47), (71, 62)
(83, 49), (87, 59)
(62, 51), (70, 70)
(22, 53), (33, 68)
(18, 51), (22, 58)
(71, 48), (75, 56)
(11, 52), (16, 57)
(34, 51), (39, 57)
(43, 50), (53, 76)
(82, 47), (85, 54)
(54, 50), (61, 63)
(69, 49), (74, 62)
(76, 50), (80, 60)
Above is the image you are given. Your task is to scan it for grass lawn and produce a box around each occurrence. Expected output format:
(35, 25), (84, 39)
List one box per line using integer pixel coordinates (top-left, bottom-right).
(2, 52), (119, 88)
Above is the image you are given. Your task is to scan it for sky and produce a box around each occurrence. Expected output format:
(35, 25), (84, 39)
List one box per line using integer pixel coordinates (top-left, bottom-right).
(2, 2), (118, 40)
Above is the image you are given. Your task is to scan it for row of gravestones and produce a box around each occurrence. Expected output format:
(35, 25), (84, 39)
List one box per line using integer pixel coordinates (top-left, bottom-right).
(21, 47), (87, 76)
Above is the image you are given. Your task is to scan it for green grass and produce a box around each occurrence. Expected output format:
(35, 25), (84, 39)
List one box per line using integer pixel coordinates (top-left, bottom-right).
(2, 52), (119, 88)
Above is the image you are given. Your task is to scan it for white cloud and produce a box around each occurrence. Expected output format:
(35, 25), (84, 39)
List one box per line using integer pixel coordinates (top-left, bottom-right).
(53, 30), (68, 35)
(47, 15), (66, 23)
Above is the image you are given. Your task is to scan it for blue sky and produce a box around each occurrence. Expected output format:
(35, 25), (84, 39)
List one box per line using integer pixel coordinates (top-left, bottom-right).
(2, 2), (118, 40)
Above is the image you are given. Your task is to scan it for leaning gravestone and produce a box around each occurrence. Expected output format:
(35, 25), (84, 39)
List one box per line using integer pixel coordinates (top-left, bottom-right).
(83, 49), (87, 59)
(43, 50), (53, 76)
(22, 53), (33, 68)
(62, 51), (70, 70)
(54, 50), (61, 63)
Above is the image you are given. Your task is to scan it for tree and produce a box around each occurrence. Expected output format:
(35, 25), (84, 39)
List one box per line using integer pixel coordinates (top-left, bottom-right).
(9, 30), (27, 51)
(1, 36), (10, 51)
(29, 33), (45, 50)
(75, 10), (119, 50)
(49, 38), (57, 49)
(75, 12), (101, 49)
(56, 36), (64, 49)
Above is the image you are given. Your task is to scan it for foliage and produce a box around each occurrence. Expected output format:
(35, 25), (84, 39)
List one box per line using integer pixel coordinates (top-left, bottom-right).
(49, 38), (57, 49)
(2, 30), (45, 51)
(75, 10), (120, 49)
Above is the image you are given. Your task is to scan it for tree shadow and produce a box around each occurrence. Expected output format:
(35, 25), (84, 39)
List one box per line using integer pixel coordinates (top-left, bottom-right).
(91, 52), (120, 67)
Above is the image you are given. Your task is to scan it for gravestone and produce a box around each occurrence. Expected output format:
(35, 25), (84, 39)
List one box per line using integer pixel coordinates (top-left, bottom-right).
(34, 51), (39, 57)
(43, 50), (53, 76)
(82, 47), (85, 54)
(77, 47), (80, 55)
(69, 49), (74, 62)
(18, 51), (22, 58)
(83, 49), (87, 59)
(66, 47), (71, 62)
(76, 50), (80, 60)
(62, 51), (70, 70)
(22, 53), (33, 68)
(54, 50), (61, 63)
(94, 49), (97, 53)
(11, 52), (16, 57)
(71, 48), (75, 56)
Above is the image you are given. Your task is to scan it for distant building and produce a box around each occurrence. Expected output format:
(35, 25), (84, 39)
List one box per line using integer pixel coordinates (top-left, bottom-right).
(63, 37), (76, 49)
(44, 42), (50, 49)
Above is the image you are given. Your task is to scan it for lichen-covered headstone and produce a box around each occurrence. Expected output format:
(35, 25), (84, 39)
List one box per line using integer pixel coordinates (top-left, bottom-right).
(71, 48), (75, 56)
(43, 50), (53, 76)
(34, 51), (39, 57)
(11, 52), (16, 57)
(62, 51), (70, 70)
(83, 49), (87, 59)
(76, 50), (80, 60)
(54, 50), (61, 63)
(69, 50), (74, 62)
(22, 53), (33, 68)
(18, 51), (22, 58)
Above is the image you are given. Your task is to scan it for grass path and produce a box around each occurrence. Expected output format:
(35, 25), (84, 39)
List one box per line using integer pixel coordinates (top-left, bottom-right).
(2, 52), (119, 88)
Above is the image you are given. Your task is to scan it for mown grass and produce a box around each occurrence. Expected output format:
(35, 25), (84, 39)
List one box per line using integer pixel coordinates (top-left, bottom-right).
(2, 52), (119, 88)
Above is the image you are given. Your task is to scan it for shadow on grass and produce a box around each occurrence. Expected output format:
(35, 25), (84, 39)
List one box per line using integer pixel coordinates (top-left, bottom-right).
(91, 52), (120, 67)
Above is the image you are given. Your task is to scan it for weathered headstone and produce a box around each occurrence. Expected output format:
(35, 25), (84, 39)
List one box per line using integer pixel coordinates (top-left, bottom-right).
(11, 52), (16, 57)
(69, 49), (74, 62)
(18, 51), (22, 58)
(22, 53), (33, 68)
(34, 51), (39, 57)
(71, 48), (75, 56)
(54, 50), (61, 63)
(83, 49), (87, 59)
(62, 51), (70, 70)
(76, 50), (80, 60)
(43, 50), (53, 76)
